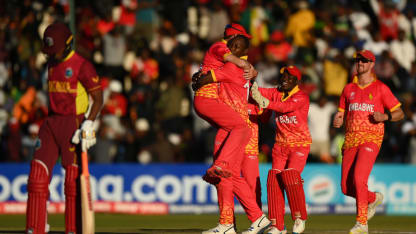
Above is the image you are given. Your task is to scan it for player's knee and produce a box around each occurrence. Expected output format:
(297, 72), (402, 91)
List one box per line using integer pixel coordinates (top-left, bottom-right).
(280, 169), (302, 186)
(64, 164), (79, 197)
(28, 160), (49, 193)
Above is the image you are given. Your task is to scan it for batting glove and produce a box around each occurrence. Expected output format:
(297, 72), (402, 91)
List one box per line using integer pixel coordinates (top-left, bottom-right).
(71, 120), (96, 152)
(251, 82), (270, 108)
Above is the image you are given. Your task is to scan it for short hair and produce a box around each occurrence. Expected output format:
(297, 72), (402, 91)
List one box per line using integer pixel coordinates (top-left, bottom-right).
(228, 35), (249, 50)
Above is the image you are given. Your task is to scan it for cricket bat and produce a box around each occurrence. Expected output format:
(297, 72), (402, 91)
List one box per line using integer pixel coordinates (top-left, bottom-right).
(80, 151), (95, 234)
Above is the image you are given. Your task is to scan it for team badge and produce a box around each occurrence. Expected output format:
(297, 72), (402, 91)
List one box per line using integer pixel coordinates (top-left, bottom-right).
(65, 67), (73, 78)
(369, 93), (373, 100)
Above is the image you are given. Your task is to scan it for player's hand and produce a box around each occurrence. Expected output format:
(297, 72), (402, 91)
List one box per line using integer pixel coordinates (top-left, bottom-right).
(333, 112), (344, 128)
(244, 64), (258, 80)
(251, 82), (270, 108)
(372, 111), (388, 122)
(71, 120), (96, 152)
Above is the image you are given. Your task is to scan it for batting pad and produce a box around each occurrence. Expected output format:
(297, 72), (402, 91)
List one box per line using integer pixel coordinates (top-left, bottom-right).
(280, 169), (307, 220)
(64, 164), (80, 233)
(267, 169), (285, 230)
(26, 160), (49, 234)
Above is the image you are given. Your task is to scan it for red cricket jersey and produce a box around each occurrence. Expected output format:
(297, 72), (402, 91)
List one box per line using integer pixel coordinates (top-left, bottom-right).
(47, 51), (101, 115)
(262, 86), (312, 147)
(211, 58), (251, 123)
(195, 40), (231, 99)
(338, 76), (401, 149)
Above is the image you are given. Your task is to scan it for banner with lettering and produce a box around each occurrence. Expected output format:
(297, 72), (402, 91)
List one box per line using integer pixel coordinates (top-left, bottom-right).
(0, 163), (415, 215)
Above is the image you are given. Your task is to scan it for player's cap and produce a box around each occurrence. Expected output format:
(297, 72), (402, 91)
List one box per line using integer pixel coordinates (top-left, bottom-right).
(225, 23), (252, 39)
(354, 50), (375, 62)
(280, 65), (302, 81)
(42, 22), (73, 55)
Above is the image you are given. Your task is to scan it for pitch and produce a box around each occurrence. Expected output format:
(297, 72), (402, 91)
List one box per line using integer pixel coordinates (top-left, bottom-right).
(0, 214), (415, 233)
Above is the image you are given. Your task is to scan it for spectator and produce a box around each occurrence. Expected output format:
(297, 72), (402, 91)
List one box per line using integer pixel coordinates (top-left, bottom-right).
(323, 50), (348, 97)
(102, 80), (128, 117)
(21, 123), (39, 161)
(285, 0), (315, 47)
(389, 29), (415, 73)
(308, 95), (336, 163)
(102, 26), (127, 81)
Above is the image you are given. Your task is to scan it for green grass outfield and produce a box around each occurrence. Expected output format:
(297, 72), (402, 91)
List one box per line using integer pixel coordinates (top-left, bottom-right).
(0, 214), (415, 233)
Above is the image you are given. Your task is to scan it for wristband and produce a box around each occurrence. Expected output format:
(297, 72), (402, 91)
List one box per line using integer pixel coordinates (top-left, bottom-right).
(386, 112), (392, 121)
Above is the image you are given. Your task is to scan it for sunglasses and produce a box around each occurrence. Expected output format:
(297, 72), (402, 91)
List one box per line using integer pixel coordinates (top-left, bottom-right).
(355, 58), (372, 63)
(225, 24), (244, 33)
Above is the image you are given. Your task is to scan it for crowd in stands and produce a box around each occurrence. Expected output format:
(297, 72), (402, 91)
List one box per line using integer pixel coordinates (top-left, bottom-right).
(1, 0), (416, 164)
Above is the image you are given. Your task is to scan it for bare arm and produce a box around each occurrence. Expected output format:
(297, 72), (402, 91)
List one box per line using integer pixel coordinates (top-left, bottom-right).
(86, 89), (103, 121)
(372, 107), (405, 122)
(224, 54), (250, 70)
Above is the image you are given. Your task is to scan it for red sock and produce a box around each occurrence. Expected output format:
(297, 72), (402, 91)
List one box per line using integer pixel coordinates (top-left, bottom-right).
(280, 169), (307, 220)
(267, 169), (285, 230)
(26, 160), (49, 234)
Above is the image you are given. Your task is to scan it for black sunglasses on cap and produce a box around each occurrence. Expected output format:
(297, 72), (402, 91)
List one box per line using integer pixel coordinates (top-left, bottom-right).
(355, 57), (372, 63)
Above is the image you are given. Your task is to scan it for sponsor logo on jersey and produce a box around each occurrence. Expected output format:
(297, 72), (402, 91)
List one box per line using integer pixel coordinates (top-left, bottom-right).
(348, 103), (374, 112)
(48, 80), (76, 93)
(349, 92), (355, 100)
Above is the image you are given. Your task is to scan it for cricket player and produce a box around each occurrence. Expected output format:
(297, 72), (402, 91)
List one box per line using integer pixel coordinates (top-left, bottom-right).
(194, 35), (270, 234)
(250, 65), (311, 234)
(26, 22), (103, 234)
(194, 23), (257, 178)
(333, 50), (404, 234)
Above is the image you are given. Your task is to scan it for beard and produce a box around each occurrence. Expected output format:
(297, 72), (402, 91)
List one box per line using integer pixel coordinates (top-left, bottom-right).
(356, 64), (369, 75)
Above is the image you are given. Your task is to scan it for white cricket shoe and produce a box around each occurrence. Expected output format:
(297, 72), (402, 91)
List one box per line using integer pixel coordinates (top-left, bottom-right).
(241, 214), (271, 234)
(368, 192), (384, 220)
(202, 223), (236, 234)
(265, 226), (287, 234)
(349, 222), (368, 234)
(292, 218), (306, 234)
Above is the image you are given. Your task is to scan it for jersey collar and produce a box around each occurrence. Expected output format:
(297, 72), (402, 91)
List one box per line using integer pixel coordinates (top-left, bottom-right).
(63, 50), (75, 62)
(352, 74), (377, 89)
(281, 85), (300, 102)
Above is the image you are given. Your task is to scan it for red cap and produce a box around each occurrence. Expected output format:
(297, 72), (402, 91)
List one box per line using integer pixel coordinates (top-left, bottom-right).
(225, 23), (252, 39)
(280, 65), (302, 80)
(42, 22), (73, 55)
(354, 50), (375, 62)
